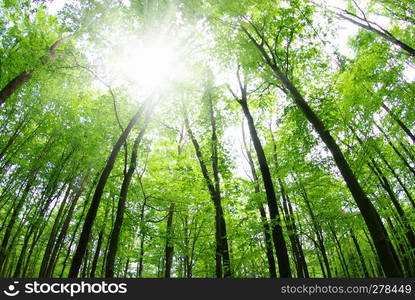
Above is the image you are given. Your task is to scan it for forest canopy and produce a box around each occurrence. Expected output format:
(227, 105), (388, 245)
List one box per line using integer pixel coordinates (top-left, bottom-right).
(0, 0), (414, 278)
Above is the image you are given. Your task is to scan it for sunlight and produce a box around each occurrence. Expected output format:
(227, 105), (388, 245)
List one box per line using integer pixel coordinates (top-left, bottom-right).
(109, 35), (184, 95)
(121, 41), (176, 89)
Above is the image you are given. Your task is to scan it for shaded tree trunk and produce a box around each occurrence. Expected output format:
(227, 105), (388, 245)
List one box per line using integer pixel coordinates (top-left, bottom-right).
(69, 103), (146, 277)
(242, 122), (277, 278)
(164, 203), (175, 278)
(184, 113), (232, 278)
(350, 230), (370, 277)
(237, 98), (291, 278)
(38, 184), (72, 277)
(105, 108), (151, 277)
(90, 206), (109, 278)
(0, 38), (69, 106)
(298, 180), (332, 278)
(242, 25), (402, 277)
(382, 104), (415, 144)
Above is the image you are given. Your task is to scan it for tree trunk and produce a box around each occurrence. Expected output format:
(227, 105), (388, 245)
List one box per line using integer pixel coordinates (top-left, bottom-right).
(184, 92), (232, 278)
(242, 25), (402, 277)
(368, 160), (415, 252)
(105, 108), (151, 277)
(164, 203), (175, 278)
(337, 12), (415, 57)
(184, 115), (232, 278)
(69, 103), (146, 277)
(0, 37), (69, 106)
(298, 180), (332, 278)
(90, 206), (109, 278)
(38, 184), (72, 277)
(329, 224), (350, 277)
(207, 91), (232, 278)
(0, 116), (28, 160)
(0, 71), (33, 106)
(382, 104), (415, 144)
(350, 230), (370, 277)
(376, 123), (415, 177)
(238, 99), (291, 278)
(242, 122), (277, 277)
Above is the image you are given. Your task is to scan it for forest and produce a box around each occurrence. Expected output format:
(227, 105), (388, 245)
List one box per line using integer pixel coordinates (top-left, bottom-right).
(0, 0), (414, 279)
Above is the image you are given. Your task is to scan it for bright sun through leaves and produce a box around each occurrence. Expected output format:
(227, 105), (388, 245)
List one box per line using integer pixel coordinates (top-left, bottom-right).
(107, 34), (185, 95)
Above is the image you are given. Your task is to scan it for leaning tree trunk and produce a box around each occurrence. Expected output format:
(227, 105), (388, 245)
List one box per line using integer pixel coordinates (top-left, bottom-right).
(69, 103), (146, 277)
(242, 25), (402, 277)
(38, 185), (72, 277)
(90, 205), (109, 278)
(0, 38), (69, 106)
(105, 109), (151, 277)
(350, 230), (370, 277)
(381, 104), (415, 144)
(336, 12), (415, 57)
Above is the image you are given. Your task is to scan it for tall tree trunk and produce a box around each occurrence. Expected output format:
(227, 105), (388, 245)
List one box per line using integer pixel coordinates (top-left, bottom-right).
(368, 160), (415, 252)
(207, 91), (232, 278)
(0, 116), (28, 160)
(137, 186), (148, 278)
(298, 179), (332, 278)
(0, 71), (33, 106)
(90, 206), (109, 278)
(184, 115), (232, 278)
(350, 125), (415, 210)
(386, 217), (415, 277)
(58, 195), (90, 278)
(0, 168), (38, 271)
(238, 99), (291, 278)
(164, 203), (175, 278)
(242, 25), (402, 277)
(375, 123), (415, 177)
(38, 184), (72, 277)
(269, 132), (307, 278)
(329, 224), (350, 278)
(286, 195), (309, 278)
(242, 123), (277, 277)
(69, 103), (146, 277)
(105, 109), (151, 277)
(350, 230), (370, 277)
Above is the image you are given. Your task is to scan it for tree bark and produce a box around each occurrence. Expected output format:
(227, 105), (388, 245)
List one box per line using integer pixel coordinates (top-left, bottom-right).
(375, 123), (415, 177)
(242, 25), (402, 277)
(90, 206), (109, 278)
(184, 113), (232, 278)
(38, 184), (72, 277)
(337, 12), (415, 57)
(105, 110), (151, 277)
(350, 230), (370, 277)
(298, 179), (332, 278)
(164, 203), (175, 278)
(0, 37), (69, 106)
(69, 103), (146, 277)
(382, 104), (415, 144)
(243, 135), (277, 278)
(238, 99), (291, 278)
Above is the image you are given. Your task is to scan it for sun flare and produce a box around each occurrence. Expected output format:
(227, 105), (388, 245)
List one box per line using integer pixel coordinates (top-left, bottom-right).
(108, 35), (184, 94)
